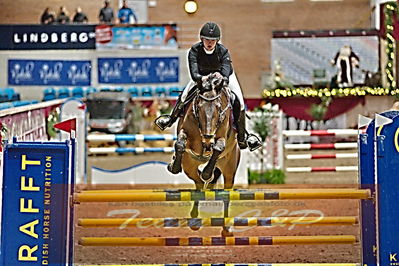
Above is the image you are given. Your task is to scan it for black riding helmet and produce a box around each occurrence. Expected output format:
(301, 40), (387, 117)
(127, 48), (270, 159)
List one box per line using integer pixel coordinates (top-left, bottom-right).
(200, 22), (221, 40)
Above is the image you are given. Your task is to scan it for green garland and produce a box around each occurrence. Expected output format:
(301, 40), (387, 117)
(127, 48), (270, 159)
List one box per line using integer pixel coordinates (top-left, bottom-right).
(263, 2), (398, 99)
(263, 86), (399, 98)
(384, 2), (399, 90)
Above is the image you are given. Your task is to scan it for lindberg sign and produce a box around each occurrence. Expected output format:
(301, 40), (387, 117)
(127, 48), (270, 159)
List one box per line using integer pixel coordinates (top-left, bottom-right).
(0, 25), (96, 50)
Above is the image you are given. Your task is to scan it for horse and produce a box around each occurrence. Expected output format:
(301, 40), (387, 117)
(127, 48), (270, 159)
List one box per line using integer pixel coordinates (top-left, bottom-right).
(168, 73), (240, 237)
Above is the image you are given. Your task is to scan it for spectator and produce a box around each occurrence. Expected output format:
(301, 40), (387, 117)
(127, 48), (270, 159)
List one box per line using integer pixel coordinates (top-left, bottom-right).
(118, 0), (138, 24)
(331, 45), (360, 88)
(99, 0), (114, 24)
(56, 6), (70, 24)
(73, 7), (88, 23)
(40, 7), (55, 24)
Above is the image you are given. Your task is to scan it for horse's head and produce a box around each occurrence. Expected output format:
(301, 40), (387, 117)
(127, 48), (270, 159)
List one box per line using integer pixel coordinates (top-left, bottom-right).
(194, 74), (230, 151)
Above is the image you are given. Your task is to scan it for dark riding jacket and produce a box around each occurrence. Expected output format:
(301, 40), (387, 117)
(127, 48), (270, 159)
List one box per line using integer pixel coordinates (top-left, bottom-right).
(188, 42), (233, 83)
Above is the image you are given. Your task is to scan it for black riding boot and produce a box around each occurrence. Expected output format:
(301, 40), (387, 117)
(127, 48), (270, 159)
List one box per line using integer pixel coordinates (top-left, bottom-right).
(154, 96), (185, 131)
(233, 100), (262, 151)
(237, 110), (248, 149)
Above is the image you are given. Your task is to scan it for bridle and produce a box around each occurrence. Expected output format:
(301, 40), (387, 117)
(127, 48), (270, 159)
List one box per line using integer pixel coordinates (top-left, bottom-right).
(192, 86), (231, 139)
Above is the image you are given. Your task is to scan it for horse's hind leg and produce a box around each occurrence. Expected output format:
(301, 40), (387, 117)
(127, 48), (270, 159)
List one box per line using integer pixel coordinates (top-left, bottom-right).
(167, 130), (187, 174)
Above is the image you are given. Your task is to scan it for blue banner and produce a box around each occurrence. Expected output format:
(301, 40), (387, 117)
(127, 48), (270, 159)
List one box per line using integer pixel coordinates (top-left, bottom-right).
(8, 59), (92, 86)
(98, 57), (179, 84)
(96, 24), (178, 49)
(0, 25), (96, 50)
(0, 141), (72, 265)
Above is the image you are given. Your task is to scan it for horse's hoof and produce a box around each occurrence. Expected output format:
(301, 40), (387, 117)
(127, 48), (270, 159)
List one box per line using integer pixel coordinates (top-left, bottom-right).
(190, 209), (198, 218)
(221, 228), (234, 237)
(190, 225), (200, 231)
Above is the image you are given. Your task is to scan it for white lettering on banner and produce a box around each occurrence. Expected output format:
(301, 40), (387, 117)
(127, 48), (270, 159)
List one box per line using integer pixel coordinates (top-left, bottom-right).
(70, 33), (78, 42)
(79, 33), (88, 43)
(39, 63), (63, 84)
(61, 33), (68, 43)
(99, 60), (123, 82)
(12, 31), (93, 45)
(30, 33), (38, 43)
(67, 63), (91, 84)
(11, 63), (34, 84)
(41, 33), (49, 43)
(155, 59), (178, 81)
(128, 60), (151, 82)
(51, 33), (58, 43)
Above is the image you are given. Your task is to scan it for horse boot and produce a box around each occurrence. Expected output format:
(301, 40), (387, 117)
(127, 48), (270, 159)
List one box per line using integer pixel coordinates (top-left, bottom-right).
(154, 96), (185, 131)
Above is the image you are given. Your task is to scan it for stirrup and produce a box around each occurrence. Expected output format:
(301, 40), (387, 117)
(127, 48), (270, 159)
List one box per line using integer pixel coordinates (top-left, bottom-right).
(154, 115), (171, 131)
(247, 133), (262, 152)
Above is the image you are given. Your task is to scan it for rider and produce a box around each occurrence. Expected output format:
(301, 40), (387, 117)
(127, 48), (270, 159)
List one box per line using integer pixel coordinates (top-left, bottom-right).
(155, 22), (261, 151)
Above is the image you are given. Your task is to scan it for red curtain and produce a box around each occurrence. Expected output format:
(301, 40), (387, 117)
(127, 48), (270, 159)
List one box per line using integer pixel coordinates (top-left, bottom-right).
(267, 96), (365, 121)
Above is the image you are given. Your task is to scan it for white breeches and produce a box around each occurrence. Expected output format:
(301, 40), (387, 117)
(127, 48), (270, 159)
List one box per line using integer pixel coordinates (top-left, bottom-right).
(180, 72), (245, 111)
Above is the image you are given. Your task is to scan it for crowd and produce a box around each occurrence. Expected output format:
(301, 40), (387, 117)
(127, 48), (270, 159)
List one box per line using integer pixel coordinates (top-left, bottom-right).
(40, 0), (138, 25)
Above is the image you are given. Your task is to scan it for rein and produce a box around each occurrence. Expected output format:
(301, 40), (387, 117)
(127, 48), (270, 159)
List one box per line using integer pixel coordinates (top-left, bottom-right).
(193, 87), (231, 133)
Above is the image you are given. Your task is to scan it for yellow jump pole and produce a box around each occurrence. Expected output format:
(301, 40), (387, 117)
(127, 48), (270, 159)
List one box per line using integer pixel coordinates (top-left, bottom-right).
(78, 216), (358, 228)
(79, 235), (356, 246)
(74, 189), (371, 202)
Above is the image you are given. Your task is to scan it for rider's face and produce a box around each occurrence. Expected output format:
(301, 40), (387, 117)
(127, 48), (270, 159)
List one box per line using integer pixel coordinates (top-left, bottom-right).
(202, 38), (218, 51)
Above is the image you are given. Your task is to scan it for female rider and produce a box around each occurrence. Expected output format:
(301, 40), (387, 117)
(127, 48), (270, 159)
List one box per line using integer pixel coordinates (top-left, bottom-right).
(155, 22), (261, 151)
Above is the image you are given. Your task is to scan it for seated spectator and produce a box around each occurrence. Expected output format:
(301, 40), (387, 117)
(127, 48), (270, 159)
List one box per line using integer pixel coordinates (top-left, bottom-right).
(56, 6), (70, 24)
(118, 0), (137, 24)
(73, 6), (88, 23)
(99, 0), (114, 24)
(40, 7), (55, 24)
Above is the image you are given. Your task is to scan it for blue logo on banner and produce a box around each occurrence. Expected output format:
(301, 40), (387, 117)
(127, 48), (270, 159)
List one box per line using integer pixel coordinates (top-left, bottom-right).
(8, 59), (91, 86)
(98, 57), (179, 84)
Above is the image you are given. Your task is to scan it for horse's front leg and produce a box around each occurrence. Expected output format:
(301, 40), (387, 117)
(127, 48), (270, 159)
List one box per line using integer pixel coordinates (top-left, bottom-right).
(201, 138), (225, 182)
(222, 182), (234, 237)
(189, 181), (202, 231)
(167, 130), (187, 174)
(221, 159), (237, 237)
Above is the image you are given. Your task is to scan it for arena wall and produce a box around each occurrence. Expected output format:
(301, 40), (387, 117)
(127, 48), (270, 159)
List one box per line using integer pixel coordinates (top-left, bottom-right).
(0, 0), (372, 97)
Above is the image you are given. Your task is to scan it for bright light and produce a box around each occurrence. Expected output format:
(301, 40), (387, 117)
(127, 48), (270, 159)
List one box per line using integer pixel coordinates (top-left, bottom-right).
(184, 0), (198, 14)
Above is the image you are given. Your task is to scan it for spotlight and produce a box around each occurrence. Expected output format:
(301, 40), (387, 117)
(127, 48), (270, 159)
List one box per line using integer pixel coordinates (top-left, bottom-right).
(184, 0), (198, 14)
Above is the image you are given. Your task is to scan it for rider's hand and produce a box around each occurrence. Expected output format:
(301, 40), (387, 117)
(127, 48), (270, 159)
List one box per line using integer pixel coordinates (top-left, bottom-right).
(214, 72), (223, 80)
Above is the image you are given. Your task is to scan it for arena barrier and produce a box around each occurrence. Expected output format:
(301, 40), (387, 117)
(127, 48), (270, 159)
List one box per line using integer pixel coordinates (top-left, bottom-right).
(1, 111), (399, 265)
(283, 129), (359, 173)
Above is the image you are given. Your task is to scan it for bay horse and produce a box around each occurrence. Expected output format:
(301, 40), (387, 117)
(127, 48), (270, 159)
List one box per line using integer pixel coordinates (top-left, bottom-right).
(168, 73), (240, 237)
